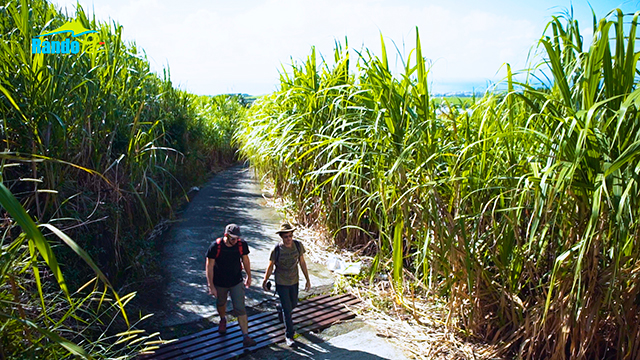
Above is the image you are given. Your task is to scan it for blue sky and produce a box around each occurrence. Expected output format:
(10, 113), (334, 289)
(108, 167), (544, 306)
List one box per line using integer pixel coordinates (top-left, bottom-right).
(51, 0), (639, 95)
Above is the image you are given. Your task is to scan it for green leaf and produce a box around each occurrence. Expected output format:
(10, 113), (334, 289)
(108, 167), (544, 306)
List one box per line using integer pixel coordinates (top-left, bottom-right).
(0, 183), (70, 302)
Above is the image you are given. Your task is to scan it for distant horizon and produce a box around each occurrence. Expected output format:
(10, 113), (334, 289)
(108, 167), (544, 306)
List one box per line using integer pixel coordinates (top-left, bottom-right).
(212, 77), (543, 98)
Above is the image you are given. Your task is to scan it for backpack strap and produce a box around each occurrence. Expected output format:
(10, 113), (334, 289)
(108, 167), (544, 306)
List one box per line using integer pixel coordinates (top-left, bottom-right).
(294, 240), (301, 255)
(274, 240), (302, 264)
(273, 244), (280, 264)
(216, 237), (245, 259)
(215, 238), (222, 259)
(238, 239), (244, 256)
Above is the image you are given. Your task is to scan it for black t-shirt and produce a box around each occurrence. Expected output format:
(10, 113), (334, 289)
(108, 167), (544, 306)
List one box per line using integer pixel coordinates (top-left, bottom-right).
(205, 238), (250, 288)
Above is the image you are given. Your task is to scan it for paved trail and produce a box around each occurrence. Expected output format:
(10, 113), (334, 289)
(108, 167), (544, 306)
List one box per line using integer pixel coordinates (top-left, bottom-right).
(144, 164), (408, 360)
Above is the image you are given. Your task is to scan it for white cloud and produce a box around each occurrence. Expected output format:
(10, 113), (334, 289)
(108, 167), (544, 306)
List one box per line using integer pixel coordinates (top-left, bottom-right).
(50, 0), (632, 95)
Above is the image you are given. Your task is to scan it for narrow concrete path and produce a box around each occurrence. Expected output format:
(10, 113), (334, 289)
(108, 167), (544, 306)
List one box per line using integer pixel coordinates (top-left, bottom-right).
(146, 164), (409, 360)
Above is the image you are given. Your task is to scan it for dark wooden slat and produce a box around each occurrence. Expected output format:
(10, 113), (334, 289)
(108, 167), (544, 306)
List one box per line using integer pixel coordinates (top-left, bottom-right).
(142, 293), (358, 360)
(144, 294), (351, 360)
(156, 293), (336, 352)
(191, 297), (360, 360)
(192, 298), (360, 360)
(146, 293), (340, 358)
(170, 296), (360, 360)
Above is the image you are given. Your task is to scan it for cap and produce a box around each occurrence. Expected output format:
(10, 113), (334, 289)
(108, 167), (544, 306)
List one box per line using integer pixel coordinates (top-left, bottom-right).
(225, 223), (241, 237)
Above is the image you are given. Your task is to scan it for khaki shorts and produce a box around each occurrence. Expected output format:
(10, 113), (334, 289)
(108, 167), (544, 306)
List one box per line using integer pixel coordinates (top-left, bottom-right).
(215, 282), (246, 316)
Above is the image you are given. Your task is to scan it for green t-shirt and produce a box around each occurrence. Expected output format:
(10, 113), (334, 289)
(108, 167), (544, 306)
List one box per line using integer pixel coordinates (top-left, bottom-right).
(270, 241), (305, 286)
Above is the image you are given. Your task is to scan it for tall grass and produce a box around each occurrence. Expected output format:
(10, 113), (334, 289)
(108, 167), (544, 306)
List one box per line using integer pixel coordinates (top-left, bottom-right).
(1, 0), (244, 357)
(239, 9), (640, 359)
(0, 0), (242, 277)
(1, 180), (160, 358)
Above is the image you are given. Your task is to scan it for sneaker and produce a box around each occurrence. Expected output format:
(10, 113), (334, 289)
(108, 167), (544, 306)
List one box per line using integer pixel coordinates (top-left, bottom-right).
(276, 304), (284, 323)
(285, 337), (295, 347)
(218, 318), (227, 334)
(243, 335), (257, 347)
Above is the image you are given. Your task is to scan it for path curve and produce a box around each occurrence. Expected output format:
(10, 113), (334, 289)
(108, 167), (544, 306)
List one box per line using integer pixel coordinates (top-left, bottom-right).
(144, 164), (408, 360)
(150, 164), (333, 330)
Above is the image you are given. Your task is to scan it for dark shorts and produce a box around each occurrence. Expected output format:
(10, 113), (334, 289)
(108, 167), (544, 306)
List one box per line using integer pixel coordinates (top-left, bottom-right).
(215, 282), (246, 316)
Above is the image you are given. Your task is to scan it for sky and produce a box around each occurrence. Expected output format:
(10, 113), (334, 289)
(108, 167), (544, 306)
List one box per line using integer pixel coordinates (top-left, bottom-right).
(50, 0), (639, 96)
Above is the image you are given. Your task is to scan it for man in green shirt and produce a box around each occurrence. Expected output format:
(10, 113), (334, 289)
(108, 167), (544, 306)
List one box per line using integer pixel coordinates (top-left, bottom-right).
(262, 222), (311, 346)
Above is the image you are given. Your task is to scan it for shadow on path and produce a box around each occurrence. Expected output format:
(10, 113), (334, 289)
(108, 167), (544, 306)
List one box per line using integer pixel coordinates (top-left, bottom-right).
(139, 164), (408, 360)
(243, 322), (403, 360)
(139, 165), (276, 332)
(141, 164), (334, 337)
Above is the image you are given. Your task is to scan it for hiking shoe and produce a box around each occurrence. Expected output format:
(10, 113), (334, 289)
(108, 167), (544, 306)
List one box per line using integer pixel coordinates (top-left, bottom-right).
(276, 304), (284, 323)
(285, 337), (295, 347)
(243, 335), (257, 347)
(218, 318), (227, 334)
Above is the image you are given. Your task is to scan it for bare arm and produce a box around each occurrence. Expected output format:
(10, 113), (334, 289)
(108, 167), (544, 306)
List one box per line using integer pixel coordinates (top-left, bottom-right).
(242, 254), (252, 288)
(205, 257), (217, 297)
(262, 261), (275, 290)
(299, 254), (311, 291)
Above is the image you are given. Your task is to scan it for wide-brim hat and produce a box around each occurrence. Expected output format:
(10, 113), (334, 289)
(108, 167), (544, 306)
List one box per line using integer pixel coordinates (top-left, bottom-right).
(275, 222), (296, 234)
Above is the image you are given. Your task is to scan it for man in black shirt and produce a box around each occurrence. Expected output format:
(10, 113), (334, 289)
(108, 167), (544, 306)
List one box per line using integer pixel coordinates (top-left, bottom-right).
(205, 224), (257, 347)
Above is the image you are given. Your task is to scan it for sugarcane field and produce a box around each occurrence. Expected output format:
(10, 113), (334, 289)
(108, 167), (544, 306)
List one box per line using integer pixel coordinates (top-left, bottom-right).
(1, 0), (640, 359)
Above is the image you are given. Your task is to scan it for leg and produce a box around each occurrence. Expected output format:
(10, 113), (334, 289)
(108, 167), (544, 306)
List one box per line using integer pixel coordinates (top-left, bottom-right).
(288, 283), (299, 339)
(290, 283), (299, 310)
(238, 315), (249, 334)
(216, 285), (230, 318)
(276, 284), (295, 339)
(229, 282), (248, 333)
(217, 305), (227, 318)
(215, 286), (230, 334)
(229, 282), (256, 347)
